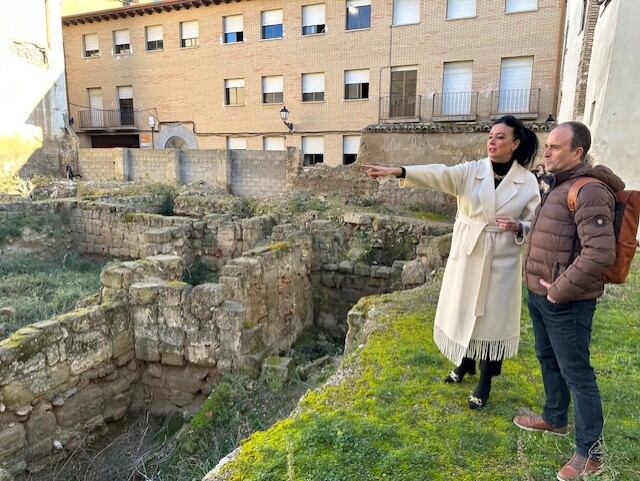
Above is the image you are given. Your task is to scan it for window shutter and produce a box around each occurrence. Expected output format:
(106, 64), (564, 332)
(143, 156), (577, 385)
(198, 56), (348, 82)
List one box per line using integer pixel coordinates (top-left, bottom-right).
(262, 9), (283, 26)
(393, 0), (420, 25)
(443, 61), (473, 93)
(302, 73), (324, 93)
(114, 30), (129, 45)
(447, 0), (476, 19)
(225, 78), (244, 88)
(146, 25), (163, 41)
(118, 86), (133, 99)
(505, 0), (537, 12)
(264, 136), (285, 151)
(303, 4), (325, 26)
(343, 136), (360, 155)
(346, 0), (371, 7)
(224, 15), (243, 33)
(345, 69), (369, 84)
(263, 76), (283, 93)
(500, 57), (533, 91)
(181, 21), (199, 39)
(302, 136), (324, 154)
(84, 33), (99, 51)
(228, 137), (247, 150)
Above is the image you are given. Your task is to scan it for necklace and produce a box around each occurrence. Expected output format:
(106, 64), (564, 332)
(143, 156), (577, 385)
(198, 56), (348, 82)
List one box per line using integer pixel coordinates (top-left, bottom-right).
(493, 172), (506, 181)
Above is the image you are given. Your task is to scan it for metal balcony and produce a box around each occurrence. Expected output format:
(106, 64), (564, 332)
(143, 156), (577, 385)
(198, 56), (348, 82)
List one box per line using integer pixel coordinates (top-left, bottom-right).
(379, 95), (422, 121)
(432, 91), (478, 121)
(490, 88), (541, 119)
(77, 109), (137, 130)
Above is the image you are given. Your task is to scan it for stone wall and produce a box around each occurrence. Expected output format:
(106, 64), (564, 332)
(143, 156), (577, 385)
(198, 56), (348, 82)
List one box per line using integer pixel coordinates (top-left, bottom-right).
(77, 148), (126, 181)
(180, 150), (228, 187)
(128, 149), (180, 183)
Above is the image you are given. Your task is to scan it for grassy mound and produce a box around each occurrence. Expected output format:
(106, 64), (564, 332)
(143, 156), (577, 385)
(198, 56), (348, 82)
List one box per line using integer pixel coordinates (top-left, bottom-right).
(212, 258), (640, 481)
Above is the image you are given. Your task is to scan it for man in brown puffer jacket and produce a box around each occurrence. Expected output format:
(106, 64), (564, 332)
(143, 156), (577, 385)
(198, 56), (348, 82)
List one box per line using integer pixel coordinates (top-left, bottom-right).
(513, 122), (625, 481)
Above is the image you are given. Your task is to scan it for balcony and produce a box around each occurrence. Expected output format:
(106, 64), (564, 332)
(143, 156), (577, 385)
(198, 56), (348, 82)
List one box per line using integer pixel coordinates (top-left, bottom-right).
(490, 88), (540, 119)
(432, 92), (478, 122)
(379, 95), (422, 122)
(77, 109), (137, 130)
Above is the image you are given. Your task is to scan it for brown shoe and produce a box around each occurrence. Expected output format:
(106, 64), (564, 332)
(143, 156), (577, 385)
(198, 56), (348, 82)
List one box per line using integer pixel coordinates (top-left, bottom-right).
(513, 413), (568, 436)
(557, 453), (604, 480)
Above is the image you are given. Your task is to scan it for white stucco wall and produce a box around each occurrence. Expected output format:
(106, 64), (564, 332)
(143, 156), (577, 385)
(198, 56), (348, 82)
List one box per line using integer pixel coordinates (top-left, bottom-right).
(586, 0), (640, 190)
(557, 0), (587, 122)
(0, 0), (68, 177)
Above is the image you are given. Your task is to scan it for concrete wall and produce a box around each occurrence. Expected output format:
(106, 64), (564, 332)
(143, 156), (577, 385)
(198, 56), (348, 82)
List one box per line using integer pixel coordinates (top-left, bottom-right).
(230, 150), (287, 198)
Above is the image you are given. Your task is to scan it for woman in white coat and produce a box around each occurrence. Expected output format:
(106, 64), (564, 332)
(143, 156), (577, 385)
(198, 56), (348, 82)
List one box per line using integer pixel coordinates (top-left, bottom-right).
(365, 116), (541, 409)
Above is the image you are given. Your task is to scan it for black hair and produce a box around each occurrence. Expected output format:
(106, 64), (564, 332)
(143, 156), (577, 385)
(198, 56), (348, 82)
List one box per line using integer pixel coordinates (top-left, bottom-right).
(493, 115), (539, 168)
(560, 121), (591, 161)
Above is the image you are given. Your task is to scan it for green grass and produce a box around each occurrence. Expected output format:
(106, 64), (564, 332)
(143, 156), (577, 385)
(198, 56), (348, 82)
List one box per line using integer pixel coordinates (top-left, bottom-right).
(0, 254), (106, 334)
(215, 258), (640, 481)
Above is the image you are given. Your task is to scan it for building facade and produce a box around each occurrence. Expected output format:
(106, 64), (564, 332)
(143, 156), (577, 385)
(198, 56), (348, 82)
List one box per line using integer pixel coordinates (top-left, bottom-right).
(1, 0), (70, 178)
(558, 0), (639, 189)
(63, 0), (565, 166)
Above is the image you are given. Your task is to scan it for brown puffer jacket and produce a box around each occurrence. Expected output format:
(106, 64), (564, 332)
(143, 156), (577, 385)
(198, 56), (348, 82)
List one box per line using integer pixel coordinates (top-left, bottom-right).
(524, 162), (625, 303)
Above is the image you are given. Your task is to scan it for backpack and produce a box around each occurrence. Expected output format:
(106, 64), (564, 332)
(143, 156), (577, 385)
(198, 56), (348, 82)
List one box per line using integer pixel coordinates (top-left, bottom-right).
(567, 177), (640, 283)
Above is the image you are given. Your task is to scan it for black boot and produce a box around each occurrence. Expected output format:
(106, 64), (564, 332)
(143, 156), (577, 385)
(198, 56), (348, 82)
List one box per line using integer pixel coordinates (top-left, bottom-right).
(468, 359), (502, 409)
(444, 357), (476, 383)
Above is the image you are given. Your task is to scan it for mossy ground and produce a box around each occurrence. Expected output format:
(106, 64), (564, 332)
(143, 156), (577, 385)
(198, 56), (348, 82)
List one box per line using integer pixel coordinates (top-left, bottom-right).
(217, 258), (640, 481)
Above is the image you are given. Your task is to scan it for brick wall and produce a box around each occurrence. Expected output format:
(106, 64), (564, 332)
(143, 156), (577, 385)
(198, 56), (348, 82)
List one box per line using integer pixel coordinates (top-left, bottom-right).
(180, 149), (228, 186)
(230, 150), (287, 198)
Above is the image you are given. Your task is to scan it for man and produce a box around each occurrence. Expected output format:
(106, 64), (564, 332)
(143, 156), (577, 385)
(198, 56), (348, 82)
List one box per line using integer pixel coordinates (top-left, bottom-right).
(514, 122), (624, 481)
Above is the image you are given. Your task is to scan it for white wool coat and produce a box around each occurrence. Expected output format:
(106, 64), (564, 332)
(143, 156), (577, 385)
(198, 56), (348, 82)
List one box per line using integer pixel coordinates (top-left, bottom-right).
(402, 158), (540, 364)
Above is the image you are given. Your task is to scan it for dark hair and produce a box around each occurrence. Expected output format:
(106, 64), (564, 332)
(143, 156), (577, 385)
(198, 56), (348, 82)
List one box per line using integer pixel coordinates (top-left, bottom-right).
(493, 115), (539, 168)
(560, 121), (591, 161)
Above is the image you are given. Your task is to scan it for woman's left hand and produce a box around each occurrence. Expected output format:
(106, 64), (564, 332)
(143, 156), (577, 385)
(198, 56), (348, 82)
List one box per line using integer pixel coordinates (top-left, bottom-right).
(496, 216), (522, 232)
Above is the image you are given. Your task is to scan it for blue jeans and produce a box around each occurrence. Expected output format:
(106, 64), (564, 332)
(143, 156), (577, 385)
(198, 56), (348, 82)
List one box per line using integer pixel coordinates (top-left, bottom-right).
(527, 291), (603, 458)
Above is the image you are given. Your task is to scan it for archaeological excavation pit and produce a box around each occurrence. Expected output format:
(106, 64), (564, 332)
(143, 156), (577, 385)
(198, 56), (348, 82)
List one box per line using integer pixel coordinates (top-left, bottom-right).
(0, 184), (453, 481)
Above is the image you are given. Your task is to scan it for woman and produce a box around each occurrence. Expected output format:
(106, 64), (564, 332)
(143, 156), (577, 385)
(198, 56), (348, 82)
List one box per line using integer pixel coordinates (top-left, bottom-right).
(364, 116), (541, 409)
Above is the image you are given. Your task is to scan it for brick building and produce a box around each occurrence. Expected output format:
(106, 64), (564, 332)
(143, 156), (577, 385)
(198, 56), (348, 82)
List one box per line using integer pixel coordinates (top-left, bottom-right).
(62, 0), (565, 166)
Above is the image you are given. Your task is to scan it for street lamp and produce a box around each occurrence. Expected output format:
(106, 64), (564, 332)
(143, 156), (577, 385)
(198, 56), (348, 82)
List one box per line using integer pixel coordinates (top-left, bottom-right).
(279, 106), (294, 133)
(148, 116), (156, 149)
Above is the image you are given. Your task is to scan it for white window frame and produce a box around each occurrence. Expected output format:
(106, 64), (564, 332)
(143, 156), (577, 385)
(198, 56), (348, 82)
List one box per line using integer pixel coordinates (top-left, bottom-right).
(446, 0), (477, 20)
(83, 33), (100, 58)
(145, 25), (163, 51)
(261, 9), (284, 40)
(302, 73), (325, 102)
(263, 136), (286, 151)
(498, 56), (534, 113)
(113, 29), (131, 55)
(344, 69), (370, 100)
(225, 78), (245, 106)
(346, 0), (372, 31)
(302, 136), (324, 166)
(262, 75), (284, 104)
(302, 4), (326, 35)
(180, 20), (199, 48)
(343, 135), (360, 164)
(227, 137), (247, 150)
(223, 15), (244, 44)
(393, 0), (421, 26)
(505, 0), (538, 14)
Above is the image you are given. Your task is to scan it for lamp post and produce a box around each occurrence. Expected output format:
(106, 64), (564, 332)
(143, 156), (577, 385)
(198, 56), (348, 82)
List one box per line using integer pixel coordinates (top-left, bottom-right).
(279, 106), (294, 133)
(148, 116), (156, 149)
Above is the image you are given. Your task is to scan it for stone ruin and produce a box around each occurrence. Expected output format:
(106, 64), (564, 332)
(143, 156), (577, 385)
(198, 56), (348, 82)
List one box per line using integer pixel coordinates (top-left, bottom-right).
(0, 187), (453, 477)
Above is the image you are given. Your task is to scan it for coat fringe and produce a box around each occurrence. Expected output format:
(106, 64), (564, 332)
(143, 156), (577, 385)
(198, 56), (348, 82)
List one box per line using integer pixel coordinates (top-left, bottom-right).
(434, 325), (520, 365)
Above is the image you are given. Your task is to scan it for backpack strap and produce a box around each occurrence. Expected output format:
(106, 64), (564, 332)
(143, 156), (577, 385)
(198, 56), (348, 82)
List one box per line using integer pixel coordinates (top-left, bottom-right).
(567, 177), (606, 214)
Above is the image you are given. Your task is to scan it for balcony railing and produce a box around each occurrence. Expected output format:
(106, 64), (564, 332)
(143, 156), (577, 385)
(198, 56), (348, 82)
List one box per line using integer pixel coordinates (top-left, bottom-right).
(432, 91), (478, 121)
(490, 88), (540, 118)
(77, 108), (137, 129)
(380, 95), (422, 120)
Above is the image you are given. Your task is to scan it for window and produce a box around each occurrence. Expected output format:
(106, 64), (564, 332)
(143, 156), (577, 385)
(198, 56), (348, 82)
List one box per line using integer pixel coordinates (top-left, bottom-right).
(264, 136), (286, 151)
(393, 0), (420, 25)
(262, 9), (283, 39)
(303, 136), (324, 166)
(223, 15), (243, 43)
(446, 0), (476, 19)
(302, 4), (326, 35)
(390, 66), (417, 117)
(117, 86), (134, 126)
(344, 69), (369, 100)
(505, 0), (538, 13)
(227, 137), (247, 150)
(302, 73), (325, 102)
(262, 76), (284, 104)
(87, 88), (103, 127)
(113, 29), (130, 54)
(83, 33), (99, 57)
(442, 61), (473, 115)
(346, 0), (371, 30)
(181, 20), (199, 47)
(225, 79), (245, 106)
(146, 25), (163, 51)
(343, 135), (360, 165)
(499, 56), (534, 113)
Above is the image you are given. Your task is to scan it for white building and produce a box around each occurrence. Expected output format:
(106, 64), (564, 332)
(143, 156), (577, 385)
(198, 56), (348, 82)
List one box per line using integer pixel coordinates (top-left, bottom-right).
(558, 0), (640, 189)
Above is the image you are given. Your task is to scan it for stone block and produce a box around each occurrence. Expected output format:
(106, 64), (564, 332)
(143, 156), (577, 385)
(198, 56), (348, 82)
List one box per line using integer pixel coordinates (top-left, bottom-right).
(144, 227), (173, 244)
(53, 386), (103, 428)
(354, 263), (370, 276)
(0, 423), (26, 462)
(343, 212), (372, 225)
(159, 282), (189, 307)
(99, 265), (134, 289)
(146, 254), (184, 281)
(24, 407), (57, 447)
(189, 284), (225, 320)
(65, 330), (112, 375)
(135, 337), (161, 363)
(402, 260), (427, 287)
(261, 356), (295, 388)
(103, 393), (130, 422)
(1, 381), (34, 411)
(338, 260), (354, 274)
(129, 281), (162, 306)
(29, 363), (70, 395)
